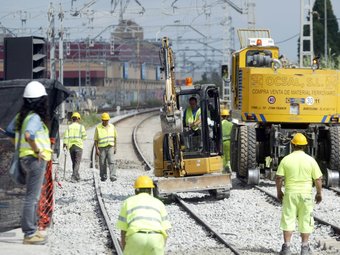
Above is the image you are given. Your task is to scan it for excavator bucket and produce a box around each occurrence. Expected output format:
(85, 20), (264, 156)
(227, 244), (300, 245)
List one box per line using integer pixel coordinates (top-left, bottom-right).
(154, 173), (232, 200)
(160, 109), (183, 134)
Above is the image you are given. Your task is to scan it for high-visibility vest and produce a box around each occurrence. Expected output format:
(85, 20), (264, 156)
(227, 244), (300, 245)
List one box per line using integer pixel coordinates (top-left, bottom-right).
(64, 122), (87, 149)
(96, 123), (117, 148)
(15, 113), (52, 161)
(116, 193), (171, 238)
(185, 107), (201, 130)
(222, 119), (233, 141)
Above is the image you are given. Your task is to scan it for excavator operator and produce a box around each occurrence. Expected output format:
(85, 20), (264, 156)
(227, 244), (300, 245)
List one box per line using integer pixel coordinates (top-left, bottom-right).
(183, 96), (201, 131)
(183, 96), (201, 150)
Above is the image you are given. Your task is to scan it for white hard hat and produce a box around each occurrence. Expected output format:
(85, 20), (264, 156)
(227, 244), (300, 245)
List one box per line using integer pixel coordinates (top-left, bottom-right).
(23, 81), (47, 98)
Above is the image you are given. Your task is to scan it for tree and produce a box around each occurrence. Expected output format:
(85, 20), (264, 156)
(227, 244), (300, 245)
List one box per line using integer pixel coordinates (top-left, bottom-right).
(313, 0), (340, 64)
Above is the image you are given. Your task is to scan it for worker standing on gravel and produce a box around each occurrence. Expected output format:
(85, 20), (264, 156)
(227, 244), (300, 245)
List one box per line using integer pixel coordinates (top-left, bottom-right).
(94, 112), (117, 182)
(63, 112), (87, 182)
(276, 133), (323, 255)
(221, 108), (233, 173)
(116, 176), (171, 255)
(5, 81), (52, 245)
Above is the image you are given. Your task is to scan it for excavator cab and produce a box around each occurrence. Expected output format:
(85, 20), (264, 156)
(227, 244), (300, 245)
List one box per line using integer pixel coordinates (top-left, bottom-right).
(178, 85), (223, 160)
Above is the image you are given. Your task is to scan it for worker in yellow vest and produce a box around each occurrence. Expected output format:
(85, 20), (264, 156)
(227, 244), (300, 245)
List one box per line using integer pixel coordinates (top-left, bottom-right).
(183, 96), (201, 131)
(116, 176), (171, 255)
(5, 81), (52, 245)
(94, 112), (117, 181)
(221, 108), (233, 173)
(63, 112), (87, 182)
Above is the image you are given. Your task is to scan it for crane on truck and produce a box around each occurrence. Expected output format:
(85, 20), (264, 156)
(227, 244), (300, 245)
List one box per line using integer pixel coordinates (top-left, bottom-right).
(153, 37), (232, 200)
(230, 29), (340, 187)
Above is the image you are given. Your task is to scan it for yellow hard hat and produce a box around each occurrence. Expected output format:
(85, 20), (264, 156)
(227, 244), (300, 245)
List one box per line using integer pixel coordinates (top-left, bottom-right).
(134, 176), (155, 189)
(71, 112), (81, 119)
(221, 109), (230, 116)
(101, 112), (110, 121)
(291, 133), (308, 145)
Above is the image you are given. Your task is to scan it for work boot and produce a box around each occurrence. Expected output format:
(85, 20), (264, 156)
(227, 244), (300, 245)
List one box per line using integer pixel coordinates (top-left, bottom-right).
(110, 176), (117, 182)
(279, 244), (291, 255)
(300, 245), (312, 255)
(23, 231), (48, 245)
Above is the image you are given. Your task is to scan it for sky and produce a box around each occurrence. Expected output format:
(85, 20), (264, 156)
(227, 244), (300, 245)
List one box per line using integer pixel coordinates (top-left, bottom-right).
(1, 0), (339, 73)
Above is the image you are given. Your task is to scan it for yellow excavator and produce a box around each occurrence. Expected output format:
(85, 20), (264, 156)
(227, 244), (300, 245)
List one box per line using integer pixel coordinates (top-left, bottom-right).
(153, 37), (232, 200)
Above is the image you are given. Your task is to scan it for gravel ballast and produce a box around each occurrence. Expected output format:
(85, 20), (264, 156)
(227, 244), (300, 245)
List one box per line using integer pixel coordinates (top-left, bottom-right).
(49, 114), (340, 255)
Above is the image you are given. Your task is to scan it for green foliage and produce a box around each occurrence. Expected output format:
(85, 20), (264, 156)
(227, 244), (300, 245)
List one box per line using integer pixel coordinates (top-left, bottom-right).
(196, 70), (223, 92)
(313, 0), (340, 67)
(81, 112), (101, 128)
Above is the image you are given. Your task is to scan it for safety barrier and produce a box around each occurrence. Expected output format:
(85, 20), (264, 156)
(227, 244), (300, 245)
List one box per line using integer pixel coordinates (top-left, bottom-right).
(38, 138), (55, 230)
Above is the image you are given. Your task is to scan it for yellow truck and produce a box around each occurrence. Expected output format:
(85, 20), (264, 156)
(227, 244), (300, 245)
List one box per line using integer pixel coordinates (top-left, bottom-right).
(230, 29), (340, 186)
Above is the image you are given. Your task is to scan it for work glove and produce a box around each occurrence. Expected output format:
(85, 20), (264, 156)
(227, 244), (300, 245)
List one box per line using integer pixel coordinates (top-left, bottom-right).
(315, 193), (322, 204)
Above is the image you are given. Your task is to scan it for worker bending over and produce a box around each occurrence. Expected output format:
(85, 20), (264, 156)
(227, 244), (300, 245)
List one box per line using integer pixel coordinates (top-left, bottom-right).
(116, 176), (171, 255)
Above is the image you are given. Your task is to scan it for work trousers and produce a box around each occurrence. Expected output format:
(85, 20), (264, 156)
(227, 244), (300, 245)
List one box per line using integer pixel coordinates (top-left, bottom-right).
(124, 232), (165, 255)
(69, 145), (83, 180)
(19, 156), (47, 236)
(99, 146), (116, 180)
(223, 140), (231, 171)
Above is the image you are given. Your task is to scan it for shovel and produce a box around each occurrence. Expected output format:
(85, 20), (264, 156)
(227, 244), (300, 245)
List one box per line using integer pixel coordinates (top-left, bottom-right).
(63, 148), (67, 180)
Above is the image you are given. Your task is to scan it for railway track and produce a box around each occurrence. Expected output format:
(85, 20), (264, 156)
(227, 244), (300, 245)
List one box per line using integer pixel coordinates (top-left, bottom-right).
(254, 184), (340, 235)
(91, 110), (157, 254)
(90, 112), (340, 255)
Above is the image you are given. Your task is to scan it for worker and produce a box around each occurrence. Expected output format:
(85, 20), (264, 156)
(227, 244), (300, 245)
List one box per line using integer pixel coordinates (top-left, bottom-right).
(63, 112), (87, 182)
(221, 108), (233, 173)
(276, 133), (323, 255)
(5, 81), (52, 245)
(183, 96), (201, 131)
(116, 176), (171, 255)
(94, 112), (117, 182)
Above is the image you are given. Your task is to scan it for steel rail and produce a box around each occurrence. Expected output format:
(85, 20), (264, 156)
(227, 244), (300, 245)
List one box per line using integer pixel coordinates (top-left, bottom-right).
(254, 185), (340, 235)
(131, 114), (241, 255)
(132, 112), (159, 171)
(173, 194), (242, 255)
(90, 109), (158, 254)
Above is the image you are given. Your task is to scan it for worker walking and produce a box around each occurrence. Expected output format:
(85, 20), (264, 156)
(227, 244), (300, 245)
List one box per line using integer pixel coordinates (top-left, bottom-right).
(5, 81), (52, 244)
(276, 133), (323, 255)
(94, 112), (117, 182)
(221, 108), (233, 173)
(63, 112), (87, 182)
(116, 176), (171, 255)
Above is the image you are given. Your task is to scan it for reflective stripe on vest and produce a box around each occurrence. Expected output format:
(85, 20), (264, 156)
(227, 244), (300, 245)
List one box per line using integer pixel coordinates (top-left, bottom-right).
(185, 107), (201, 130)
(96, 123), (116, 147)
(64, 122), (86, 149)
(16, 113), (52, 161)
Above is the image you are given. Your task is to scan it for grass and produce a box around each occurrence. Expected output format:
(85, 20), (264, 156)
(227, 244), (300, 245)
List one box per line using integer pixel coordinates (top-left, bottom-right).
(80, 112), (101, 129)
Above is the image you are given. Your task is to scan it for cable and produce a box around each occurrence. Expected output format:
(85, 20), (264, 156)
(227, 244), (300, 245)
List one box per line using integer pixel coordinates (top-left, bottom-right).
(276, 33), (299, 44)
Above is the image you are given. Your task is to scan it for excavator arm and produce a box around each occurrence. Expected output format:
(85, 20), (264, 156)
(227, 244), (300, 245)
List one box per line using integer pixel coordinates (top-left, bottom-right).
(159, 37), (184, 173)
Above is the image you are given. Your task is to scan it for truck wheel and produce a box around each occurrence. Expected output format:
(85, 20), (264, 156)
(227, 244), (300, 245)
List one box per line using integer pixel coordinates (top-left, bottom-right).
(230, 125), (238, 173)
(328, 126), (340, 171)
(237, 126), (248, 178)
(237, 126), (257, 181)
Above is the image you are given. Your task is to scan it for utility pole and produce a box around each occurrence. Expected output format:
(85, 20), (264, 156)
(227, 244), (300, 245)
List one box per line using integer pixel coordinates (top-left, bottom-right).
(48, 3), (56, 80)
(299, 0), (314, 67)
(58, 3), (65, 118)
(324, 0), (328, 65)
